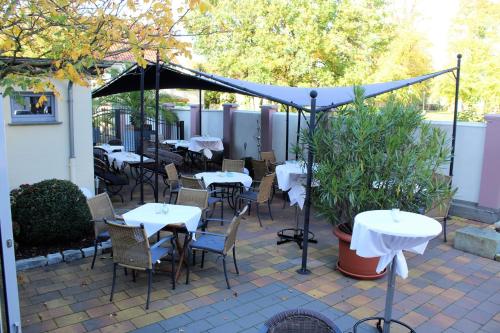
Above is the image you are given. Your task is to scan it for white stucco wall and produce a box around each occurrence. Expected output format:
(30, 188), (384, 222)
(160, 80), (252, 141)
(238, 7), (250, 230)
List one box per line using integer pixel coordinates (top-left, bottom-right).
(2, 79), (94, 191)
(428, 121), (486, 203)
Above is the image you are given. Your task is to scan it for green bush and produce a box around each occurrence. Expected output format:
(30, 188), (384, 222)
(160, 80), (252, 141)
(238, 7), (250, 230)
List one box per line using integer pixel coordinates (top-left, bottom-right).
(11, 179), (92, 246)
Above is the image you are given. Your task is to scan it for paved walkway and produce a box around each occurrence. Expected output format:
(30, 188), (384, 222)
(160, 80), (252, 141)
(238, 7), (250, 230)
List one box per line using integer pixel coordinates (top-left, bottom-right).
(18, 195), (500, 333)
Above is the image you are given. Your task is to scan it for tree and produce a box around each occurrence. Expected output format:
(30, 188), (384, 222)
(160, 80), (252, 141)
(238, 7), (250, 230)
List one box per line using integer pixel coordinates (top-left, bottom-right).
(0, 0), (207, 97)
(441, 0), (500, 118)
(186, 0), (393, 87)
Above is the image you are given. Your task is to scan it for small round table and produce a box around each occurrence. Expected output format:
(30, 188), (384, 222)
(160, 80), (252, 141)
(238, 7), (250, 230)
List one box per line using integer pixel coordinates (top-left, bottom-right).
(196, 172), (253, 209)
(350, 210), (442, 333)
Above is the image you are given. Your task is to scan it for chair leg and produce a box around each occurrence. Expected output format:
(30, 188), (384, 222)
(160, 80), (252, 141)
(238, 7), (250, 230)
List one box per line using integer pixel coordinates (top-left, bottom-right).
(170, 237), (176, 290)
(223, 256), (230, 289)
(268, 200), (273, 220)
(146, 269), (152, 310)
(256, 203), (262, 227)
(124, 267), (128, 276)
(443, 217), (448, 242)
(132, 269), (136, 282)
(186, 248), (191, 285)
(201, 251), (205, 268)
(110, 263), (117, 302)
(168, 192), (173, 204)
(220, 200), (224, 225)
(232, 247), (239, 275)
(91, 239), (98, 269)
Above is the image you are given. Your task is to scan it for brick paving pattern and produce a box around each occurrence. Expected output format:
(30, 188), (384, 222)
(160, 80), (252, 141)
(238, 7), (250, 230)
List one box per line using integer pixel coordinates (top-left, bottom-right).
(18, 187), (500, 332)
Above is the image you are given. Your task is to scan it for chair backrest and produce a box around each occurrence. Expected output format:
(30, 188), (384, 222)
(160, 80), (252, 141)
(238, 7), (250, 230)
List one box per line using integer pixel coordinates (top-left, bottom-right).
(87, 193), (115, 236)
(257, 173), (275, 203)
(261, 151), (276, 164)
(426, 174), (453, 219)
(262, 309), (341, 333)
(252, 159), (268, 181)
(108, 138), (122, 145)
(223, 206), (248, 254)
(93, 147), (109, 165)
(180, 175), (204, 190)
(105, 220), (152, 270)
(222, 159), (245, 172)
(165, 163), (179, 183)
(177, 188), (209, 210)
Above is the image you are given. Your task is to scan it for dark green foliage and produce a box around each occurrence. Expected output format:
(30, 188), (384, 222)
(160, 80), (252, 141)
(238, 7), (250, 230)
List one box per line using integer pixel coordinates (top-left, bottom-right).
(306, 88), (454, 230)
(10, 179), (92, 246)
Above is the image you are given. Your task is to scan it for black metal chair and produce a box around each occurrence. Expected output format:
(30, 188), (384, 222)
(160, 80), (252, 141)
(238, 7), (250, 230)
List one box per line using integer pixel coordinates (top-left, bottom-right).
(186, 207), (247, 289)
(259, 309), (341, 333)
(94, 158), (129, 202)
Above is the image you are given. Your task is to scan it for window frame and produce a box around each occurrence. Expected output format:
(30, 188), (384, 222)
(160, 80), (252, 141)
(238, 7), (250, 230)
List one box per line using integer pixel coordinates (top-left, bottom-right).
(9, 92), (57, 124)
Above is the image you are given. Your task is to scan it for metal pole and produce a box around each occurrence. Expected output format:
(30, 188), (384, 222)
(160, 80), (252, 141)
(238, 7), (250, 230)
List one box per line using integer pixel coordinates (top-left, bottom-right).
(296, 109), (301, 159)
(382, 256), (398, 333)
(285, 105), (289, 160)
(449, 54), (462, 177)
(199, 89), (202, 135)
(154, 51), (160, 203)
(139, 65), (145, 204)
(298, 90), (317, 275)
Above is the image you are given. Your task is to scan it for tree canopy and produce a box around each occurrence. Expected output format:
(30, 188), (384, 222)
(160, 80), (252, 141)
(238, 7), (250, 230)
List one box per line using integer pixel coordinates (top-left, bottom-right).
(0, 0), (206, 97)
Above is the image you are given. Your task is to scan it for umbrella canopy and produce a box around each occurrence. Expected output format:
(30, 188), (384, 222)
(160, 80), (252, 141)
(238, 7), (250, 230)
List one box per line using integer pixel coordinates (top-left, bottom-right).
(93, 62), (456, 112)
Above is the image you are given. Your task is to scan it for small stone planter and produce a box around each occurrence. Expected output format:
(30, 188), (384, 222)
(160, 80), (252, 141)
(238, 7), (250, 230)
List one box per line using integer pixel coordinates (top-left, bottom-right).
(15, 240), (112, 271)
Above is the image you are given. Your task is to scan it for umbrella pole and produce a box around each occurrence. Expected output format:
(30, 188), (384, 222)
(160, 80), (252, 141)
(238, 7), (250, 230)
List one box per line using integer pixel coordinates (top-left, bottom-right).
(285, 105), (289, 160)
(449, 54), (462, 177)
(154, 51), (160, 203)
(296, 109), (301, 159)
(298, 91), (317, 275)
(139, 65), (145, 205)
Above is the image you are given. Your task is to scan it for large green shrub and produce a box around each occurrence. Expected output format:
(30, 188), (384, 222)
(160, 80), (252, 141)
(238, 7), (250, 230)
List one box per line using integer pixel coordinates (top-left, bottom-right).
(11, 179), (92, 246)
(305, 88), (454, 232)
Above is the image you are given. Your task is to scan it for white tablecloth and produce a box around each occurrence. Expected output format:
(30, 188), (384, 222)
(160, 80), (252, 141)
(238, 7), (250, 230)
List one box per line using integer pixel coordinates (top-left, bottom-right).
(276, 161), (308, 209)
(95, 144), (125, 154)
(195, 171), (253, 190)
(108, 152), (153, 169)
(351, 210), (442, 279)
(163, 139), (190, 149)
(122, 203), (202, 238)
(189, 136), (224, 159)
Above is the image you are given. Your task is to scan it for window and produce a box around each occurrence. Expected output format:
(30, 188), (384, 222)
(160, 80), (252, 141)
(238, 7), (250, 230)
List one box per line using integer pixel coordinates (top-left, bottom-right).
(10, 92), (56, 123)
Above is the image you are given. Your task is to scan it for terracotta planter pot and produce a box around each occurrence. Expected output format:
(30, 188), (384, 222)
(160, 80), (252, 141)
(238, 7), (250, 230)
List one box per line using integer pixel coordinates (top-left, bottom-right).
(333, 224), (386, 280)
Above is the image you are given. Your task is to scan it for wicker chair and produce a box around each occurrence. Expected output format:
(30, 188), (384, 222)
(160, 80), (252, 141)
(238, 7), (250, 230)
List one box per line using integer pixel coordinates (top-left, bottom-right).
(237, 173), (275, 227)
(164, 163), (180, 203)
(260, 151), (277, 165)
(106, 221), (175, 310)
(222, 159), (245, 173)
(86, 193), (123, 269)
(180, 175), (224, 223)
(186, 206), (248, 289)
(252, 159), (269, 184)
(259, 309), (341, 333)
(425, 173), (453, 242)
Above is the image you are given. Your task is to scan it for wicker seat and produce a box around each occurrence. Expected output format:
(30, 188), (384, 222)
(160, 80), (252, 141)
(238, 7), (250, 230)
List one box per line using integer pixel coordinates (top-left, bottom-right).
(186, 206), (248, 289)
(260, 309), (341, 333)
(86, 193), (123, 269)
(425, 173), (453, 242)
(237, 173), (275, 227)
(222, 159), (245, 173)
(261, 151), (277, 165)
(106, 221), (175, 310)
(164, 163), (180, 203)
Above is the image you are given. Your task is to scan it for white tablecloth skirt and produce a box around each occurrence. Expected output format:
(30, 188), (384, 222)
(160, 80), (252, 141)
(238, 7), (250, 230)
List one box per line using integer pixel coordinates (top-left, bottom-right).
(123, 203), (202, 238)
(108, 152), (152, 169)
(351, 210), (442, 278)
(188, 137), (224, 159)
(196, 172), (253, 190)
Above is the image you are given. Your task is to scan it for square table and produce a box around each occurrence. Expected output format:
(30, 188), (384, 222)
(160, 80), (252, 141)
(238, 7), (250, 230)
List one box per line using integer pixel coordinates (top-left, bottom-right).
(123, 203), (202, 281)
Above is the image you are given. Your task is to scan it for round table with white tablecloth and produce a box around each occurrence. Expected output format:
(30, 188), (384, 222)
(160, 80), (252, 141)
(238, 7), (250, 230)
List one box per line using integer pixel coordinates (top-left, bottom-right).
(196, 171), (252, 209)
(188, 136), (224, 159)
(351, 210), (441, 333)
(163, 139), (190, 149)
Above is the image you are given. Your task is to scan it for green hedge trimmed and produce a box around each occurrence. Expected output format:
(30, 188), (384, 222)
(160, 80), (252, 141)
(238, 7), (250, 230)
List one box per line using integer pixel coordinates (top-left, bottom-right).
(11, 179), (92, 246)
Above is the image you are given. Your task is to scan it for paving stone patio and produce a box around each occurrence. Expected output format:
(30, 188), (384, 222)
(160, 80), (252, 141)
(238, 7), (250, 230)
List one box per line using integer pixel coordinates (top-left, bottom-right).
(17, 186), (500, 333)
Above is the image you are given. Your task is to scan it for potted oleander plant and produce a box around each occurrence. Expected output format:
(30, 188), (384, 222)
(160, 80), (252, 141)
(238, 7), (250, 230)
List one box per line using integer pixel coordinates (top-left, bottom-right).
(302, 88), (453, 279)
